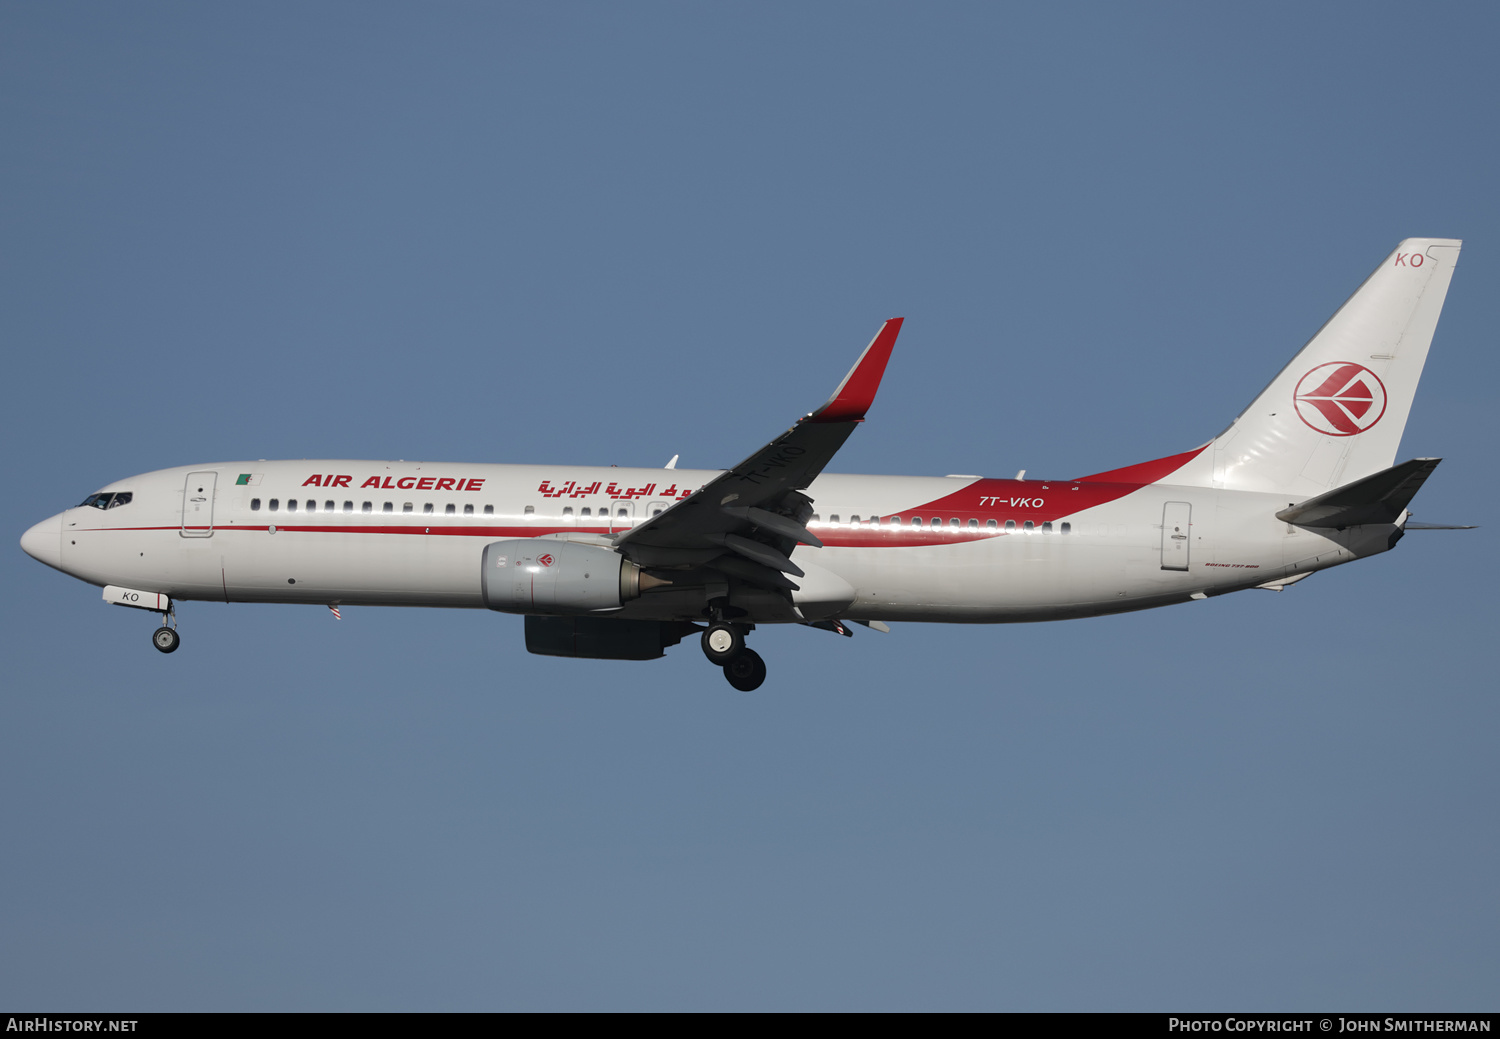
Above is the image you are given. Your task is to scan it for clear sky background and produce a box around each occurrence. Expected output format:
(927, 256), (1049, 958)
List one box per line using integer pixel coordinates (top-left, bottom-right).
(3, 2), (1496, 1011)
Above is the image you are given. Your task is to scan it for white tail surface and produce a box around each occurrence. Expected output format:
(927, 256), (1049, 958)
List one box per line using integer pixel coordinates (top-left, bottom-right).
(1172, 239), (1461, 496)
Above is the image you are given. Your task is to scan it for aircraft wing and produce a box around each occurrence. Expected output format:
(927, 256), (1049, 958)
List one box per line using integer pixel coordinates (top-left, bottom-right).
(614, 318), (903, 586)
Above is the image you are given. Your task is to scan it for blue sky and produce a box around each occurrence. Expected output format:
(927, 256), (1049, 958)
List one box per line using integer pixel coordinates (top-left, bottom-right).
(3, 2), (1496, 1010)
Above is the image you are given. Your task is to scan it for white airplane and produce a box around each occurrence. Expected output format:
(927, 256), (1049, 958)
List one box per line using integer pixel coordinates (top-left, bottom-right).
(20, 238), (1470, 690)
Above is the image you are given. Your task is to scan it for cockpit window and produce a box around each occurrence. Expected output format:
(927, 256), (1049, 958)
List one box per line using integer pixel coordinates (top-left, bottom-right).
(79, 492), (133, 510)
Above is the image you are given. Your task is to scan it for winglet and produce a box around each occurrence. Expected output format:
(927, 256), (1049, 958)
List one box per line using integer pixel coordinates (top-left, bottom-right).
(808, 318), (903, 423)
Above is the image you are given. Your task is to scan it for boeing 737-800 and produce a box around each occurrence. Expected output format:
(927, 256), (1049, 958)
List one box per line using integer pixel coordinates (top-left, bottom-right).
(20, 239), (1467, 689)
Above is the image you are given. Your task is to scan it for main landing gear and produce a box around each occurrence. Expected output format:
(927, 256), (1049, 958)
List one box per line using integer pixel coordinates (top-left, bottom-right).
(700, 617), (766, 691)
(723, 648), (767, 692)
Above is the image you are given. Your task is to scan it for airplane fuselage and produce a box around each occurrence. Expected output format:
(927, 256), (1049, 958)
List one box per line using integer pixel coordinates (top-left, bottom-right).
(28, 455), (1393, 625)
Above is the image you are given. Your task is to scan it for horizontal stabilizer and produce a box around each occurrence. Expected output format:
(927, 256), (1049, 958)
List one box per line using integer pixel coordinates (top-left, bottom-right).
(1276, 457), (1441, 528)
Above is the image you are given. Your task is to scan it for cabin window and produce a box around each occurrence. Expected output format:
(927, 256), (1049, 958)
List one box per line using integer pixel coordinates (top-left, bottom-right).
(968, 518), (978, 530)
(483, 505), (494, 516)
(830, 514), (840, 524)
(562, 507), (574, 520)
(402, 503), (413, 513)
(423, 503), (433, 514)
(1042, 521), (1053, 533)
(810, 514), (820, 524)
(445, 504), (456, 515)
(1004, 519), (1016, 531)
(888, 516), (900, 527)
(1023, 520), (1034, 532)
(986, 519), (997, 530)
(652, 506), (664, 516)
(464, 504), (474, 516)
(269, 499), (280, 512)
(362, 502), (372, 513)
(949, 517), (960, 529)
(286, 499), (297, 513)
(324, 501), (334, 512)
(1061, 521), (1071, 534)
(850, 515), (860, 525)
(911, 517), (922, 528)
(580, 507), (591, 517)
(524, 506), (535, 519)
(382, 502), (393, 513)
(617, 507), (628, 517)
(251, 499), (261, 511)
(343, 501), (353, 514)
(306, 500), (315, 512)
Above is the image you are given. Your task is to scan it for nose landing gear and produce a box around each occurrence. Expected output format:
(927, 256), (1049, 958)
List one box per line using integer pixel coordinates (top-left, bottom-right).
(150, 601), (179, 654)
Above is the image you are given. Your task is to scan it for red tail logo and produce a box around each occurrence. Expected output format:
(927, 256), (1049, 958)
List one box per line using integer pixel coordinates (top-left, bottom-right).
(1294, 362), (1387, 437)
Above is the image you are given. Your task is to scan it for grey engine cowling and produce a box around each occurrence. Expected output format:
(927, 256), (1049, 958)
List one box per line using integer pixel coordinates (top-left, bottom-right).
(481, 539), (646, 613)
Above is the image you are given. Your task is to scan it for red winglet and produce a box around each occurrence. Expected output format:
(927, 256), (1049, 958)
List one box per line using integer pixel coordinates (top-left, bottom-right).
(809, 317), (903, 423)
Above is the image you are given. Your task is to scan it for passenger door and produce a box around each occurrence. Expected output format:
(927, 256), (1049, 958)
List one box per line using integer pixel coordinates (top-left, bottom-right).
(1160, 501), (1191, 571)
(181, 472), (217, 538)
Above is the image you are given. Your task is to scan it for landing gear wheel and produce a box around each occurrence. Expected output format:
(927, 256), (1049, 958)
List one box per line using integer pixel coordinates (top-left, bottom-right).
(701, 623), (744, 665)
(152, 627), (180, 654)
(723, 648), (766, 691)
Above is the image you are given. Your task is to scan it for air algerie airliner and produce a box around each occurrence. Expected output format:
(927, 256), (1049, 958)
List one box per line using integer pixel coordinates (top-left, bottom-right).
(20, 239), (1472, 690)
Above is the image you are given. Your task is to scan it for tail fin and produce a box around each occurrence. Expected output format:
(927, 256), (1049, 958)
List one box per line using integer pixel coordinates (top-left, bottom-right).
(1172, 238), (1461, 495)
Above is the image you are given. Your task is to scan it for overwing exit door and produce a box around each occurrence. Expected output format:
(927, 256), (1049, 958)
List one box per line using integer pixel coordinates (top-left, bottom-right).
(608, 500), (635, 534)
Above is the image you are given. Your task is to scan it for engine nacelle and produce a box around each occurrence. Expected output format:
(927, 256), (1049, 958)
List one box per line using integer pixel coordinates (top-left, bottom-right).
(481, 539), (643, 613)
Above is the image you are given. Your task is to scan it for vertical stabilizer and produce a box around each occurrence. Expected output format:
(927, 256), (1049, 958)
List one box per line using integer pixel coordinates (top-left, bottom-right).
(1203, 238), (1460, 496)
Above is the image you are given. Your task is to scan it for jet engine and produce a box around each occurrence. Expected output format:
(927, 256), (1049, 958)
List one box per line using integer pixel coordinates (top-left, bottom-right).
(481, 539), (663, 613)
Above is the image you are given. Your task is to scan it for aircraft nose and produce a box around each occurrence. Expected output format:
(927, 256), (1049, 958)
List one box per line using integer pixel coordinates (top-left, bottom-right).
(20, 514), (62, 571)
